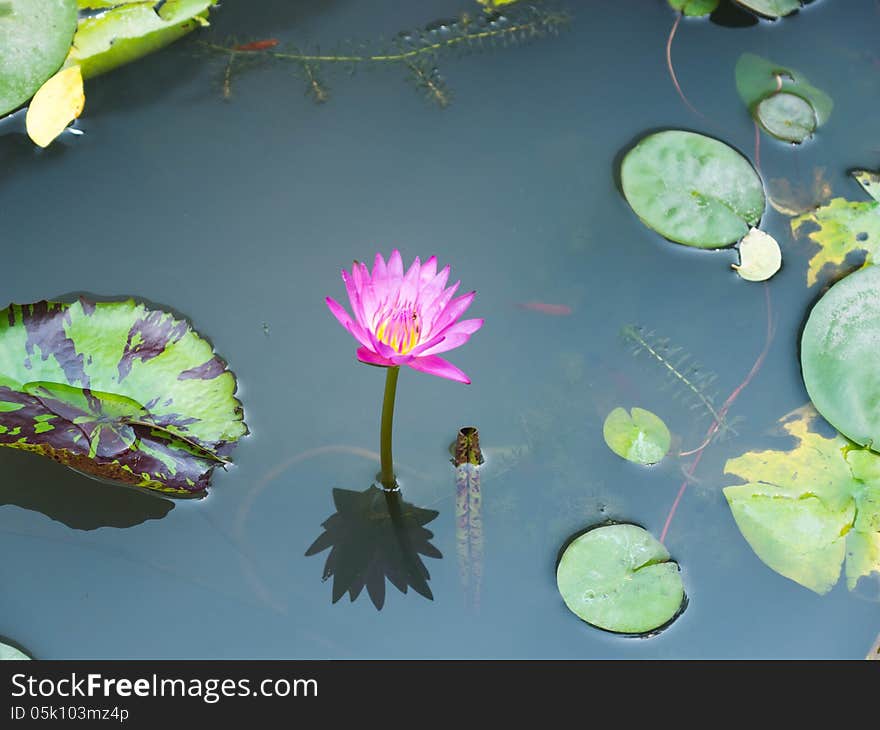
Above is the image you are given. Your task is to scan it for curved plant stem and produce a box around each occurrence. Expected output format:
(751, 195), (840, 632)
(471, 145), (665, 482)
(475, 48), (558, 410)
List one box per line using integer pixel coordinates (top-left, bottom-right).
(666, 14), (704, 119)
(660, 285), (775, 544)
(379, 366), (400, 491)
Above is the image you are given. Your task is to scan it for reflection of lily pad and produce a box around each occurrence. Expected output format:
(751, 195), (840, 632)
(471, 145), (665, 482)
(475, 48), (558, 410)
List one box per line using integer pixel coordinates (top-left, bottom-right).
(0, 298), (247, 494)
(556, 524), (685, 635)
(724, 407), (880, 594)
(603, 407), (670, 465)
(755, 92), (816, 143)
(733, 0), (800, 18)
(801, 266), (880, 450)
(0, 0), (78, 117)
(621, 130), (765, 249)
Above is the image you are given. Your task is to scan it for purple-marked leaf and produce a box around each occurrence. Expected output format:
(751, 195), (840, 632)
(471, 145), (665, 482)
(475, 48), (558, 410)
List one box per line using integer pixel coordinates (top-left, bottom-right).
(0, 298), (247, 495)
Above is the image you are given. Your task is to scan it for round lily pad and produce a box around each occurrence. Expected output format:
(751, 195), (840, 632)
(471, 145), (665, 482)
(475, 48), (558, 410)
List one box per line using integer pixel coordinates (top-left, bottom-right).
(621, 130), (765, 249)
(733, 0), (800, 18)
(0, 0), (78, 117)
(0, 641), (30, 660)
(603, 407), (671, 465)
(556, 523), (686, 635)
(801, 266), (880, 450)
(755, 92), (816, 143)
(668, 0), (720, 16)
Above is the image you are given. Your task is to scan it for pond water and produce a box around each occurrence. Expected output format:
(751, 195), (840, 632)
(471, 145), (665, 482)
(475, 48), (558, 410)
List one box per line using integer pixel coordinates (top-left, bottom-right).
(1, 0), (879, 659)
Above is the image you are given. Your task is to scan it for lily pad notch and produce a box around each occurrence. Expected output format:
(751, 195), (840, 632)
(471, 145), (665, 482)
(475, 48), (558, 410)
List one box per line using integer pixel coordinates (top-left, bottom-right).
(0, 297), (247, 495)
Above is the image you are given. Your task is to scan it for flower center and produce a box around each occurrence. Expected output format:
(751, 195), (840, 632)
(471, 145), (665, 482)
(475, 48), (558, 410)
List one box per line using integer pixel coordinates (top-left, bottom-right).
(375, 307), (421, 354)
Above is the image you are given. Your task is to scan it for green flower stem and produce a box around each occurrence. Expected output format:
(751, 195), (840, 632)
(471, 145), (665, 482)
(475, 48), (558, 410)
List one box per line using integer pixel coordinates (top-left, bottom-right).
(379, 366), (400, 491)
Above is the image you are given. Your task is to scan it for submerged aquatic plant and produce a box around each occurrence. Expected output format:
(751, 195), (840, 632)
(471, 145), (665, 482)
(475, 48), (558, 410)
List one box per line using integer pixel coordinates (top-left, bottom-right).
(200, 4), (570, 107)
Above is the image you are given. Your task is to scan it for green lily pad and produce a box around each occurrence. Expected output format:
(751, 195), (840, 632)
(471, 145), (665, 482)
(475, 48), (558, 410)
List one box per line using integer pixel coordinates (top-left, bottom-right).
(801, 266), (880, 451)
(0, 298), (247, 494)
(557, 524), (685, 635)
(755, 92), (816, 143)
(724, 407), (880, 593)
(66, 0), (217, 80)
(735, 53), (832, 127)
(0, 641), (30, 660)
(0, 0), (78, 116)
(603, 407), (670, 465)
(620, 130), (765, 249)
(733, 0), (801, 18)
(668, 0), (719, 16)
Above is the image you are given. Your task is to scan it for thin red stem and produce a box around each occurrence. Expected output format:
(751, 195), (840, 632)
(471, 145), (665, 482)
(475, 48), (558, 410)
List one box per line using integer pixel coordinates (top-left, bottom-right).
(660, 285), (775, 544)
(666, 15), (704, 119)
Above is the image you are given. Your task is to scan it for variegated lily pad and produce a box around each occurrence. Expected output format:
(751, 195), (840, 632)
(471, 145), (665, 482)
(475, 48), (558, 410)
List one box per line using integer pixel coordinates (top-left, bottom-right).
(0, 298), (247, 494)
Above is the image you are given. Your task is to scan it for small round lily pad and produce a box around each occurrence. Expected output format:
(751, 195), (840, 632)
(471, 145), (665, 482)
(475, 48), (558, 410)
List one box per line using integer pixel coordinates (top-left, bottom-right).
(756, 92), (817, 143)
(733, 0), (800, 18)
(732, 228), (782, 281)
(621, 130), (765, 249)
(603, 407), (671, 465)
(801, 266), (880, 450)
(0, 0), (78, 117)
(557, 524), (686, 635)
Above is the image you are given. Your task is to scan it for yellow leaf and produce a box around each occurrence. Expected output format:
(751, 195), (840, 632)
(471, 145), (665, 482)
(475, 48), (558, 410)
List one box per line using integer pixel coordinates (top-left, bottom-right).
(25, 65), (85, 149)
(732, 228), (782, 282)
(477, 0), (521, 8)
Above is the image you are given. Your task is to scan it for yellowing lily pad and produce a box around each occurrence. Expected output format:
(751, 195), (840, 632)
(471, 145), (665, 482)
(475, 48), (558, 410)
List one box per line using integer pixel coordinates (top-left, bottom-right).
(732, 228), (781, 281)
(66, 0), (217, 80)
(791, 169), (880, 286)
(724, 406), (880, 594)
(556, 524), (686, 635)
(0, 0), (78, 117)
(25, 65), (84, 148)
(603, 407), (670, 465)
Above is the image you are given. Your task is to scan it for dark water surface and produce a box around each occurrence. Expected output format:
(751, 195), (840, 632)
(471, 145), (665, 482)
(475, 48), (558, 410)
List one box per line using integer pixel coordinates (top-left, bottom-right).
(1, 0), (879, 658)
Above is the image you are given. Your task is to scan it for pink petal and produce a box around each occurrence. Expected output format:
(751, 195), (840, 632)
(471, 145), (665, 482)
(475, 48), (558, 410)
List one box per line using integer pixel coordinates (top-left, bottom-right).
(326, 297), (372, 348)
(371, 252), (387, 284)
(421, 279), (460, 327)
(407, 355), (471, 384)
(388, 249), (404, 282)
(431, 290), (475, 334)
(398, 255), (421, 306)
(417, 319), (483, 356)
(341, 269), (367, 327)
(356, 347), (395, 367)
(419, 256), (438, 285)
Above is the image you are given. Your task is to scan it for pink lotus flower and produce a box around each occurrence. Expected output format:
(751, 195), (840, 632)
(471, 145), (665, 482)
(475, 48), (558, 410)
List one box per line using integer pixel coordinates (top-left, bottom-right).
(326, 250), (483, 384)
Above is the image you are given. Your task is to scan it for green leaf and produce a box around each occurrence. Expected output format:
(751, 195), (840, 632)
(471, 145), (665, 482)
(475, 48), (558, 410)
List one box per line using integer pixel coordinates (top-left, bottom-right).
(668, 0), (720, 16)
(66, 0), (217, 80)
(735, 53), (832, 127)
(556, 524), (685, 635)
(723, 407), (880, 594)
(620, 130), (765, 249)
(801, 266), (880, 451)
(755, 92), (816, 143)
(733, 0), (801, 18)
(0, 298), (247, 495)
(602, 407), (670, 465)
(0, 0), (78, 117)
